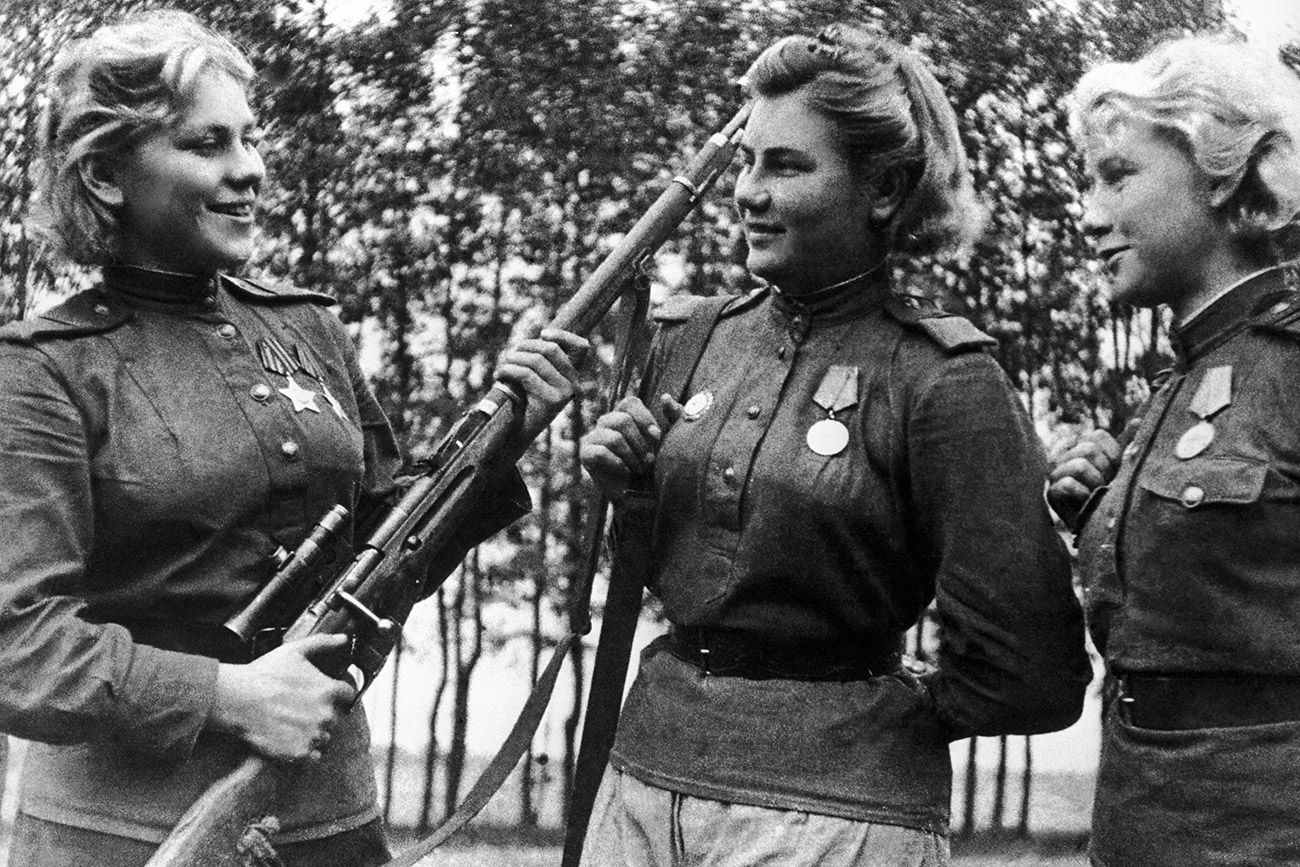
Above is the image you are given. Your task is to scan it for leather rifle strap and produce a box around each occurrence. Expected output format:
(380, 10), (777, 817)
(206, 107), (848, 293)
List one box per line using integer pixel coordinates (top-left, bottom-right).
(383, 280), (659, 866)
(384, 632), (576, 867)
(560, 293), (731, 867)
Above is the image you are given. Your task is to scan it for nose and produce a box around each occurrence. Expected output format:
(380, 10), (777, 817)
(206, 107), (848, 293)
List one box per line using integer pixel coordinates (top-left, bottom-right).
(228, 140), (265, 192)
(734, 165), (770, 216)
(1080, 189), (1110, 241)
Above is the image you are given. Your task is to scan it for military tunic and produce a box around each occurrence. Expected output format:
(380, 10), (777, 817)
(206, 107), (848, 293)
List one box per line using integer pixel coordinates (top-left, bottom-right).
(0, 266), (526, 850)
(610, 275), (1090, 833)
(1077, 267), (1300, 866)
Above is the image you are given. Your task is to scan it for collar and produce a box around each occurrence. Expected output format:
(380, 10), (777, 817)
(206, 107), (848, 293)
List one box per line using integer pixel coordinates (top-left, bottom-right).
(1172, 266), (1290, 365)
(770, 266), (892, 327)
(102, 263), (221, 313)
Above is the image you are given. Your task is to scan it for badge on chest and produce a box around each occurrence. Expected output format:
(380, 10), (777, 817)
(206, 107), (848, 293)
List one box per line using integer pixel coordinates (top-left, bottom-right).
(808, 365), (859, 457)
(1175, 365), (1231, 460)
(258, 336), (347, 419)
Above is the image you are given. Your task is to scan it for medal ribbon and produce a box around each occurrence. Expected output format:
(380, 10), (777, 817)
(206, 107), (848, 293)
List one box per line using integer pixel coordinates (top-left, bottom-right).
(812, 365), (860, 418)
(1187, 365), (1232, 421)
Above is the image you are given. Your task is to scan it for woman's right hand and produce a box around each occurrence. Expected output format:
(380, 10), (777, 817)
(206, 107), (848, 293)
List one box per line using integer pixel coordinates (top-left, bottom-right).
(210, 633), (355, 762)
(579, 395), (665, 500)
(1047, 429), (1121, 527)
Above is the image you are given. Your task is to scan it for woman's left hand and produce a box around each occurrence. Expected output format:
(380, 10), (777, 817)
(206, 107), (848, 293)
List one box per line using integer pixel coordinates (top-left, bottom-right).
(495, 327), (590, 448)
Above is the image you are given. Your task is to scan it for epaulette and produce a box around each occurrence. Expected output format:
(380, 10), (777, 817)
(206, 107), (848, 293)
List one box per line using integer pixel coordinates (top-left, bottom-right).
(652, 287), (763, 325)
(221, 273), (336, 306)
(0, 290), (131, 345)
(1249, 291), (1300, 339)
(883, 293), (996, 353)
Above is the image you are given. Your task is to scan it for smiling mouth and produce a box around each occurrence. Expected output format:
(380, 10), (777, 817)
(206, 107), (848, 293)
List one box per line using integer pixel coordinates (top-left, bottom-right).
(745, 223), (783, 237)
(208, 202), (255, 220)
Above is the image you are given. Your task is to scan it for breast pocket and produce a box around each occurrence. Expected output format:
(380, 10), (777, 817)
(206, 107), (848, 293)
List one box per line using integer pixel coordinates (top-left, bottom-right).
(1138, 456), (1266, 510)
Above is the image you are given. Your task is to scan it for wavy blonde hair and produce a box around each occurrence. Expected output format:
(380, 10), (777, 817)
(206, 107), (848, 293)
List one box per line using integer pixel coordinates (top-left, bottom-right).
(30, 9), (255, 265)
(1070, 34), (1300, 262)
(742, 22), (983, 258)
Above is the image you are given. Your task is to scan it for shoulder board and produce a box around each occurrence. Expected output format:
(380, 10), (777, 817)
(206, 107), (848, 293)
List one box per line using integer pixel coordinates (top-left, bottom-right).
(221, 274), (335, 306)
(1249, 291), (1300, 339)
(883, 294), (996, 352)
(0, 291), (131, 345)
(652, 288), (763, 325)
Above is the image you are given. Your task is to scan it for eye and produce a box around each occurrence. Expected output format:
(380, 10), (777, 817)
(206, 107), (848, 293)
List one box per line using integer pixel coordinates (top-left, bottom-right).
(1098, 161), (1135, 190)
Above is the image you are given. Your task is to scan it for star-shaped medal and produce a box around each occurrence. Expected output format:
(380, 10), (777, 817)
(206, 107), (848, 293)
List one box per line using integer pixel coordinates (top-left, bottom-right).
(279, 374), (321, 413)
(320, 386), (346, 419)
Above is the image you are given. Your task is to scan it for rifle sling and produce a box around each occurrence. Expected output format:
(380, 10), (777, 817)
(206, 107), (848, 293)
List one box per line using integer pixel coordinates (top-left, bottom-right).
(560, 293), (731, 867)
(384, 631), (576, 867)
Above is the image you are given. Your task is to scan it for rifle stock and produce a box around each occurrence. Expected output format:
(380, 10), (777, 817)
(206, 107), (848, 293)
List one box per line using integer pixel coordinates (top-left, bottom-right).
(142, 101), (751, 867)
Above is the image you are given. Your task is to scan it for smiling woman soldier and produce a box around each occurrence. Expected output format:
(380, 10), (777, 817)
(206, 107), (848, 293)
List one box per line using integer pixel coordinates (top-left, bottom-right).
(1050, 35), (1300, 867)
(0, 9), (586, 867)
(577, 22), (1090, 867)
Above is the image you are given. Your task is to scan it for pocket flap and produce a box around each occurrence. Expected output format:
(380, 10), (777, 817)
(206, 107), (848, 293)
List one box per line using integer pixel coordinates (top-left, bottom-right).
(1139, 457), (1266, 507)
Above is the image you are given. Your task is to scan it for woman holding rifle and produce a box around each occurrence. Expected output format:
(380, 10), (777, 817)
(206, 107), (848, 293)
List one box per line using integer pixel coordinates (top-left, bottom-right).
(0, 10), (585, 866)
(579, 22), (1091, 865)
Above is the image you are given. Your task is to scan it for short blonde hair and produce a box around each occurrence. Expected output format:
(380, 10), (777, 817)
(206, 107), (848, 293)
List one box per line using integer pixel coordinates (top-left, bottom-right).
(31, 9), (255, 265)
(743, 22), (983, 258)
(1070, 35), (1300, 262)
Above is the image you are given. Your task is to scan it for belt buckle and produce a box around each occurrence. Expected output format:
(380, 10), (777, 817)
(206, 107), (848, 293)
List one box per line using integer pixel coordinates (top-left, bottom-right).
(1117, 674), (1136, 723)
(689, 627), (713, 676)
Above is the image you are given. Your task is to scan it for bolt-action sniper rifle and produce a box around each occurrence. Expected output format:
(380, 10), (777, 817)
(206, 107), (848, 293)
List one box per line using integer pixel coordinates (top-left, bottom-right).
(142, 101), (751, 867)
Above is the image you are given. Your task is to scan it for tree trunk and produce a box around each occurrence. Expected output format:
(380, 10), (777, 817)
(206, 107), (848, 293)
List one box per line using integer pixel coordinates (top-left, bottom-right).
(961, 737), (978, 835)
(992, 734), (1009, 830)
(419, 587), (452, 833)
(443, 549), (484, 818)
(1018, 736), (1033, 836)
(521, 428), (554, 827)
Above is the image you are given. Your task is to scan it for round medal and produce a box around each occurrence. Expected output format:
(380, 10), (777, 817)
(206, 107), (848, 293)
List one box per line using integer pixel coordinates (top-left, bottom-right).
(682, 390), (713, 421)
(807, 418), (849, 456)
(1174, 420), (1215, 460)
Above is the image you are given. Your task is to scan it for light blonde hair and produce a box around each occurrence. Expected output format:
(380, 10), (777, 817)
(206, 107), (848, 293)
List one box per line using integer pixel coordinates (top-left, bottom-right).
(743, 22), (983, 258)
(31, 9), (255, 265)
(1070, 34), (1300, 262)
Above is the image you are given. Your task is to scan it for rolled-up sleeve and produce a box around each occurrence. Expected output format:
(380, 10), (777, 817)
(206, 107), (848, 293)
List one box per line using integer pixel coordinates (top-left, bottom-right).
(0, 343), (216, 759)
(909, 351), (1091, 738)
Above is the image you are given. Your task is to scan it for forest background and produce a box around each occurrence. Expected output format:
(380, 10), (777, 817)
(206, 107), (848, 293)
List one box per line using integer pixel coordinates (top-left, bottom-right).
(0, 0), (1294, 856)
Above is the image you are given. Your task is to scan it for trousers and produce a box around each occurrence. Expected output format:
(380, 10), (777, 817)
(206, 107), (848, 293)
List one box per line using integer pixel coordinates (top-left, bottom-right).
(5, 814), (391, 867)
(580, 766), (949, 867)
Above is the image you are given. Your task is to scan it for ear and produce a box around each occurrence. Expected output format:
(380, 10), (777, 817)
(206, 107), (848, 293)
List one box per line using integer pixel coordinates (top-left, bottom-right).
(78, 155), (126, 209)
(867, 166), (908, 223)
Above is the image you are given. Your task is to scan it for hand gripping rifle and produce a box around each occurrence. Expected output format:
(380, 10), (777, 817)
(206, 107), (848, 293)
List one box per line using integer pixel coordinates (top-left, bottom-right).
(143, 101), (751, 867)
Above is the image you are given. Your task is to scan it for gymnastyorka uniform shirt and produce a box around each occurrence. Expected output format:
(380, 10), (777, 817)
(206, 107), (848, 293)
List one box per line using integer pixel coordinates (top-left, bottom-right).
(1077, 267), (1300, 867)
(610, 276), (1090, 833)
(0, 266), (527, 843)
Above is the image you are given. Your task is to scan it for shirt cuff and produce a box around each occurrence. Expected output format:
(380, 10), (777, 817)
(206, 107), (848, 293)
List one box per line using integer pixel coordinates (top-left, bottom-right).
(109, 643), (219, 761)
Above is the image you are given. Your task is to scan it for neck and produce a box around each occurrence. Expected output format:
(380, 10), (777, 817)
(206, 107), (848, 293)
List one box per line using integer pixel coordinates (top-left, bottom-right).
(1170, 245), (1276, 323)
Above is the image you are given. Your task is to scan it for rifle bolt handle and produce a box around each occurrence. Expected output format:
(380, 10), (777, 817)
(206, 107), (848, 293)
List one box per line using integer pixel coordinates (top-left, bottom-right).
(334, 590), (399, 641)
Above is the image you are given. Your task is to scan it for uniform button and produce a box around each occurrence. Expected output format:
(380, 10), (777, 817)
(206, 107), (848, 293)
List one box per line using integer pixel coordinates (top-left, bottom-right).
(777, 346), (787, 360)
(217, 323), (237, 339)
(281, 441), (301, 460)
(1181, 485), (1204, 508)
(1107, 518), (1117, 530)
(1123, 443), (1139, 460)
(722, 467), (736, 482)
(746, 405), (761, 419)
(202, 295), (218, 310)
(250, 383), (272, 401)
(93, 304), (110, 315)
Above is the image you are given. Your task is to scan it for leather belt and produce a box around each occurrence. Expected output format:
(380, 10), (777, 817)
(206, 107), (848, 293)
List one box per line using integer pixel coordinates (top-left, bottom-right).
(668, 626), (900, 681)
(1119, 673), (1300, 730)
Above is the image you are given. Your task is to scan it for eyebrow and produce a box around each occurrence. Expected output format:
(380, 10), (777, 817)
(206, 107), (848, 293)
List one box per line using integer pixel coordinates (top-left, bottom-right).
(738, 143), (813, 161)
